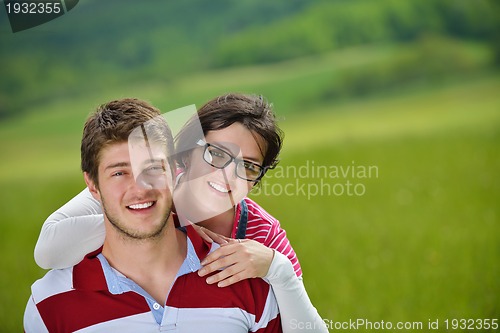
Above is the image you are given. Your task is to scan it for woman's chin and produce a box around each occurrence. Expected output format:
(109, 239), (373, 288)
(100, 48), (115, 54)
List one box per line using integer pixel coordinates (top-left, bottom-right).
(190, 200), (233, 223)
(173, 178), (248, 223)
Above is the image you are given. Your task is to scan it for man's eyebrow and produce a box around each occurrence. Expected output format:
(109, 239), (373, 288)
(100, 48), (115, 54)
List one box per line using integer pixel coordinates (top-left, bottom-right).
(104, 162), (130, 170)
(104, 158), (166, 170)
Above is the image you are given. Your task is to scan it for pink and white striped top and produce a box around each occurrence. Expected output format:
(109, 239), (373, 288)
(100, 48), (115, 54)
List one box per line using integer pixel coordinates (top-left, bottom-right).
(233, 197), (302, 277)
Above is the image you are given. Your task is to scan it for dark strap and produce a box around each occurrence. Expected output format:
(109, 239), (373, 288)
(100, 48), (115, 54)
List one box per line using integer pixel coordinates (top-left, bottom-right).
(235, 199), (248, 239)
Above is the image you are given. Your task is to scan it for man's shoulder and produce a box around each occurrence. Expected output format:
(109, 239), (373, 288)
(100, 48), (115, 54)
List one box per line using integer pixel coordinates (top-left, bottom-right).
(166, 272), (280, 331)
(31, 249), (106, 303)
(31, 267), (74, 305)
(173, 270), (272, 299)
(28, 260), (151, 332)
(171, 272), (274, 317)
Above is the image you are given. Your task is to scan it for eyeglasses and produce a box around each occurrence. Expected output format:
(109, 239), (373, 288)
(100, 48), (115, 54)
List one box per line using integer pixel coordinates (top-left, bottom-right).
(196, 140), (266, 182)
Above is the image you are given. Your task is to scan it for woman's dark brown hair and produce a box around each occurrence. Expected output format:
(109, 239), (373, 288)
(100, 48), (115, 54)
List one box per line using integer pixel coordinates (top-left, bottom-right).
(175, 93), (284, 179)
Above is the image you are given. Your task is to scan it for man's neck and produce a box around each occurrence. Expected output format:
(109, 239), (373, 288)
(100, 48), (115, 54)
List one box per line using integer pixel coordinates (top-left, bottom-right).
(101, 217), (187, 304)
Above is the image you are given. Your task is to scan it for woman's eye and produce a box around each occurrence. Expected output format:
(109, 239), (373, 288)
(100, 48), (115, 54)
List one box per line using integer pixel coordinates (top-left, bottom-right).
(209, 150), (225, 158)
(145, 165), (165, 174)
(244, 162), (259, 172)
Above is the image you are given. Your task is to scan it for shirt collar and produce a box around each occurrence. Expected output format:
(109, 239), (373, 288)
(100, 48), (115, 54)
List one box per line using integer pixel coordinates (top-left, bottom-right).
(72, 226), (217, 292)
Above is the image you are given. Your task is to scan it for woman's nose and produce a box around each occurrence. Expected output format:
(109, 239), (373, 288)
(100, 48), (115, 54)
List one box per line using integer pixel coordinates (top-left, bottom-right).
(222, 160), (238, 179)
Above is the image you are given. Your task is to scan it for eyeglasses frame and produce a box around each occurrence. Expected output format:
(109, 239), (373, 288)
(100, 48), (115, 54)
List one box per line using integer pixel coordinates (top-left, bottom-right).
(196, 139), (267, 182)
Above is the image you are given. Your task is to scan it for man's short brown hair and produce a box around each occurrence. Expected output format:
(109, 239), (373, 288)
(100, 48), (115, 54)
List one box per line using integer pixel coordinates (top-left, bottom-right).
(81, 98), (174, 185)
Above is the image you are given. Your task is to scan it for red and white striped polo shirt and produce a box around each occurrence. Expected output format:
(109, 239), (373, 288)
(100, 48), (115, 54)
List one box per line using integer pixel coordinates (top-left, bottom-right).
(24, 226), (282, 333)
(234, 197), (302, 277)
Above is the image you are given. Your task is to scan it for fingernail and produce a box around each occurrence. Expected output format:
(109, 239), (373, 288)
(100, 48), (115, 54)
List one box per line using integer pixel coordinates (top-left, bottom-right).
(200, 260), (207, 266)
(206, 276), (214, 284)
(198, 268), (206, 276)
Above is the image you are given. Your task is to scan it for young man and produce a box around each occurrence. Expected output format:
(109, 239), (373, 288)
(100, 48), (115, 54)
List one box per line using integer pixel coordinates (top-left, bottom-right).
(24, 98), (282, 332)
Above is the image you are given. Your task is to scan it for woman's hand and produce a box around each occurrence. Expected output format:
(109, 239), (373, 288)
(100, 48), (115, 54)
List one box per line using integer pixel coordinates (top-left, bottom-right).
(198, 239), (275, 287)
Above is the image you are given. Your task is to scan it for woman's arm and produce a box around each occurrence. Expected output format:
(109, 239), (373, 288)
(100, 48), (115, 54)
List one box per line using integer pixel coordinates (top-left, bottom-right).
(198, 240), (328, 333)
(34, 188), (105, 269)
(265, 251), (328, 333)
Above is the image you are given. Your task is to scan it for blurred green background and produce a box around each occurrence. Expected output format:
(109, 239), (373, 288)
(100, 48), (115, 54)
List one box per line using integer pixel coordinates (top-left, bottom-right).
(0, 0), (499, 331)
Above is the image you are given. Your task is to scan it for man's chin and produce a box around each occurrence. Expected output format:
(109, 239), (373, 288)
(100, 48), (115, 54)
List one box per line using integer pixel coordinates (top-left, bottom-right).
(109, 216), (170, 241)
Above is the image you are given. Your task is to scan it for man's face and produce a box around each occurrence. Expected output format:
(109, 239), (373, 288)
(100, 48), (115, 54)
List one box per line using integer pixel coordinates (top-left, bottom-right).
(86, 141), (173, 240)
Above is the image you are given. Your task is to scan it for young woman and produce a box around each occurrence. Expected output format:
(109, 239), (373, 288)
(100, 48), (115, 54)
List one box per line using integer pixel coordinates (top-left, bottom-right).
(35, 93), (327, 332)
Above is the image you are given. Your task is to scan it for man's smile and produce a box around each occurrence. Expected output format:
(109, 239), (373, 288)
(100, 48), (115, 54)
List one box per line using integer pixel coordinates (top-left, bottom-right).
(126, 201), (155, 210)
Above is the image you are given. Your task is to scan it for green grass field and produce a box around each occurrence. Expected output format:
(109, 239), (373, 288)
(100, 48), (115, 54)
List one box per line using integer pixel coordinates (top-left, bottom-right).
(0, 55), (498, 331)
(252, 77), (500, 328)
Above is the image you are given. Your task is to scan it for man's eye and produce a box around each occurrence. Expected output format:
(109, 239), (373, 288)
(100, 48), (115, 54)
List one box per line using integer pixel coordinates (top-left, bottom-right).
(112, 171), (124, 177)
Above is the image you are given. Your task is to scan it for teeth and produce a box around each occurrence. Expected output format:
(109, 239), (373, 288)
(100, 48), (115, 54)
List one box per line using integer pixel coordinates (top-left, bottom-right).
(208, 181), (229, 193)
(128, 202), (154, 210)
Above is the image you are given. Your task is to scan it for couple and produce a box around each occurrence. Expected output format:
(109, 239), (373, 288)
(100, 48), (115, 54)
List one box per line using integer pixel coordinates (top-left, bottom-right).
(24, 94), (327, 332)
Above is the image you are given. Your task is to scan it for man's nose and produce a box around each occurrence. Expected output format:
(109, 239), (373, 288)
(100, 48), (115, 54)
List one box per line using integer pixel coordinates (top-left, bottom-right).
(134, 170), (171, 191)
(135, 173), (154, 189)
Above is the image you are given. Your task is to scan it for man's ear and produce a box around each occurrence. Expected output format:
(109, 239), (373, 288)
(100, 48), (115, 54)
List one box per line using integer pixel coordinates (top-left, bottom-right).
(84, 172), (101, 201)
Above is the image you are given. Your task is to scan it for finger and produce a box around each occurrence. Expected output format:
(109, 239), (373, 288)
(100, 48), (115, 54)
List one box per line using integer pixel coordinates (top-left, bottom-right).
(198, 252), (240, 277)
(200, 244), (239, 266)
(219, 238), (247, 247)
(202, 228), (229, 245)
(217, 271), (249, 287)
(198, 228), (214, 243)
(190, 224), (214, 243)
(205, 263), (245, 285)
(220, 235), (235, 243)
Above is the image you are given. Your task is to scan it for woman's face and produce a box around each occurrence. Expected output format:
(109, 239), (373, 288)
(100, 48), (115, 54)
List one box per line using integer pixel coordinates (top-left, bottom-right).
(173, 122), (265, 223)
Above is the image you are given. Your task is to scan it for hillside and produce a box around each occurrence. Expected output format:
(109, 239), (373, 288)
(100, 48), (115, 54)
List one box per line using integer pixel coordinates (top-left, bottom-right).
(0, 0), (497, 120)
